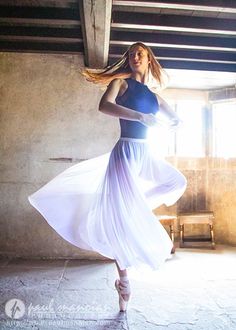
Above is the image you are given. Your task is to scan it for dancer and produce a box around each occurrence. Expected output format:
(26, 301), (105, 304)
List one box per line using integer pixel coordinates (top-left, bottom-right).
(28, 42), (187, 312)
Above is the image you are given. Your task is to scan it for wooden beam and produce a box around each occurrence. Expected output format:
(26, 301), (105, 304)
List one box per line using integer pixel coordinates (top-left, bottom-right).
(110, 30), (236, 50)
(0, 35), (82, 43)
(159, 60), (236, 72)
(79, 0), (112, 68)
(0, 40), (83, 53)
(109, 44), (236, 62)
(111, 23), (236, 36)
(0, 18), (80, 27)
(112, 12), (236, 34)
(0, 5), (79, 19)
(0, 5), (80, 27)
(0, 26), (82, 38)
(110, 40), (236, 53)
(108, 55), (236, 72)
(113, 1), (236, 13)
(0, 0), (77, 8)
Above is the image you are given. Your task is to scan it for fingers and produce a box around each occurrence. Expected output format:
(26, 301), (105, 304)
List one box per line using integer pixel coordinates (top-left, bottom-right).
(168, 118), (183, 132)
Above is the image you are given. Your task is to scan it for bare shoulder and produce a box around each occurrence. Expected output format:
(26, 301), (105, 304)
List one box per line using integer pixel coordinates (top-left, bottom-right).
(108, 78), (124, 87)
(116, 78), (128, 97)
(106, 78), (128, 97)
(107, 78), (119, 85)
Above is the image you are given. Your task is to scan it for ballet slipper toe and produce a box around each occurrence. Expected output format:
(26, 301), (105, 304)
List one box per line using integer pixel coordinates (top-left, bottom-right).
(115, 279), (131, 312)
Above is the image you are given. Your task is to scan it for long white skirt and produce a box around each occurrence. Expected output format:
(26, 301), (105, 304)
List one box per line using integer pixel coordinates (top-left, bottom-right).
(28, 137), (187, 270)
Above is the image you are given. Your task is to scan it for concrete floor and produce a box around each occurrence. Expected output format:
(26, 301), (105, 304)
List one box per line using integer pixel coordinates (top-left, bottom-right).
(0, 245), (236, 330)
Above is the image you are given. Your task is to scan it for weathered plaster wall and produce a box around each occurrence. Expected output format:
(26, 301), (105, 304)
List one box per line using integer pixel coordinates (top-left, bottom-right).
(0, 52), (235, 258)
(155, 158), (236, 245)
(0, 52), (119, 258)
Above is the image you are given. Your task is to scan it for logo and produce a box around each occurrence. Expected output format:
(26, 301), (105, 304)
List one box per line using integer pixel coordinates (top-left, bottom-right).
(5, 299), (25, 319)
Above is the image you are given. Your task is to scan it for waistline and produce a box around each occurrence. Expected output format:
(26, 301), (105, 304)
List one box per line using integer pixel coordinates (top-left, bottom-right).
(119, 137), (148, 143)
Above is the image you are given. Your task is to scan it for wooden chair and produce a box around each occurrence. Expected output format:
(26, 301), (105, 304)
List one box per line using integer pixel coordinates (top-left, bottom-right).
(157, 215), (177, 253)
(178, 211), (215, 249)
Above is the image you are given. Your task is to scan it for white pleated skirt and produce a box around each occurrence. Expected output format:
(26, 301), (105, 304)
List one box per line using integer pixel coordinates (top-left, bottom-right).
(28, 137), (187, 271)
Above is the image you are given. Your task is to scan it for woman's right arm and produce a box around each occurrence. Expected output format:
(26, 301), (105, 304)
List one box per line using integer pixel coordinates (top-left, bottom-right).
(99, 78), (158, 127)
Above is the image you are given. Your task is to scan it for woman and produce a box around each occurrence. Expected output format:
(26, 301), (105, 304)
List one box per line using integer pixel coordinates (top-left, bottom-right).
(28, 42), (187, 312)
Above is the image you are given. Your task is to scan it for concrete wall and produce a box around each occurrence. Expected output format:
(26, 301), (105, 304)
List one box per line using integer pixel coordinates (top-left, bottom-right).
(0, 52), (235, 258)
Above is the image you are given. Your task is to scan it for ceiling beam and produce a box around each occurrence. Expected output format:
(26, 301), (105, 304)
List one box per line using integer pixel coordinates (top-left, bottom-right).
(0, 5), (80, 27)
(0, 35), (82, 43)
(0, 0), (77, 7)
(110, 30), (236, 50)
(112, 12), (236, 34)
(0, 18), (80, 27)
(109, 44), (236, 62)
(112, 23), (236, 36)
(113, 1), (236, 13)
(0, 26), (82, 38)
(110, 39), (236, 56)
(110, 40), (236, 53)
(0, 5), (79, 19)
(108, 55), (236, 72)
(79, 0), (112, 68)
(0, 40), (83, 53)
(158, 60), (236, 72)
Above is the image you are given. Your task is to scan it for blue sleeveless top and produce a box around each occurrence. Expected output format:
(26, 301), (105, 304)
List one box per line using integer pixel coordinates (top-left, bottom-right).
(115, 78), (159, 138)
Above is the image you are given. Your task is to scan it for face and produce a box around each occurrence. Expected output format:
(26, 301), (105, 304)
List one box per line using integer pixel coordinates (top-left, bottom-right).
(128, 46), (150, 73)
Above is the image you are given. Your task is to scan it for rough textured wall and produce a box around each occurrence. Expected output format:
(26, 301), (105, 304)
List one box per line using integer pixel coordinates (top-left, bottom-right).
(0, 52), (235, 258)
(155, 158), (236, 245)
(207, 159), (236, 245)
(0, 52), (119, 258)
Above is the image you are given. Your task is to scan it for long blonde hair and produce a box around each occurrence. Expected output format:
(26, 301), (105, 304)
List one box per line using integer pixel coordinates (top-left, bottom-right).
(82, 42), (168, 91)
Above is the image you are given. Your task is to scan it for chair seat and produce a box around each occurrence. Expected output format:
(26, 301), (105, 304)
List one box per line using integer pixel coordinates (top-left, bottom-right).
(178, 212), (215, 249)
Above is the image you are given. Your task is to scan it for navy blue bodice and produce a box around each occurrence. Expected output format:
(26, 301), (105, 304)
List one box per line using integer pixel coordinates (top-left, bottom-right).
(115, 78), (159, 138)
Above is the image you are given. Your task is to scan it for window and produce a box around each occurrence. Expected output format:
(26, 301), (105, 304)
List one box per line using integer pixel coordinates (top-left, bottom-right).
(212, 101), (236, 158)
(175, 101), (205, 157)
(147, 108), (175, 157)
(148, 100), (205, 157)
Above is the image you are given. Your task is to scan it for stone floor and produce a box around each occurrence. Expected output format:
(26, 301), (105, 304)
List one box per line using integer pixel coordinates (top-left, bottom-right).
(0, 245), (236, 330)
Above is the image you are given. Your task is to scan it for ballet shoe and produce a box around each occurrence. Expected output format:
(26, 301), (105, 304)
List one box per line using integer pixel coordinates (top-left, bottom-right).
(171, 245), (176, 254)
(115, 277), (131, 312)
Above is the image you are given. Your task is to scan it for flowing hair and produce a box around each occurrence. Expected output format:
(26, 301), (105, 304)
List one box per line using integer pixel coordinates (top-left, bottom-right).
(81, 42), (168, 92)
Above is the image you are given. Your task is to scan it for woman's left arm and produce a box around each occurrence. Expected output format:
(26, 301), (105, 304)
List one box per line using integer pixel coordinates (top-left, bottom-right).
(157, 94), (182, 129)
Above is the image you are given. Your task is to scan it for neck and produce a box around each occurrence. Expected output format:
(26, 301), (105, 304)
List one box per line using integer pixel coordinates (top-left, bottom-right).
(130, 70), (149, 84)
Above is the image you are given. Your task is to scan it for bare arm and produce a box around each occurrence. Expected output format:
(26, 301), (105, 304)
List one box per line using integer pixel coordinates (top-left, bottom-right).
(157, 94), (182, 128)
(99, 79), (142, 121)
(99, 78), (158, 127)
(157, 94), (179, 120)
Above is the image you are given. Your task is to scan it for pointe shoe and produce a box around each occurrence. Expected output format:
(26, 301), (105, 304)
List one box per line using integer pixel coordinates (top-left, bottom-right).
(171, 245), (176, 254)
(115, 277), (131, 312)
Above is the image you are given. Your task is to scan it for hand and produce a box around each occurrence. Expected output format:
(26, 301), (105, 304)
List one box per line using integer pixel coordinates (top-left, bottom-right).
(168, 118), (183, 132)
(140, 113), (159, 128)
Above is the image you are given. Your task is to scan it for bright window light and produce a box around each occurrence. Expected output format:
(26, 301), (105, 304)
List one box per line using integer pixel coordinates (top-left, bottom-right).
(148, 100), (205, 157)
(176, 101), (204, 157)
(212, 101), (236, 158)
(147, 108), (175, 157)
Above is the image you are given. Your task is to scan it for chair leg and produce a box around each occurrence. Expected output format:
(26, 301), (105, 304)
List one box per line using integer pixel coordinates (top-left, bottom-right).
(209, 224), (216, 249)
(180, 224), (184, 247)
(169, 224), (176, 253)
(170, 224), (174, 243)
